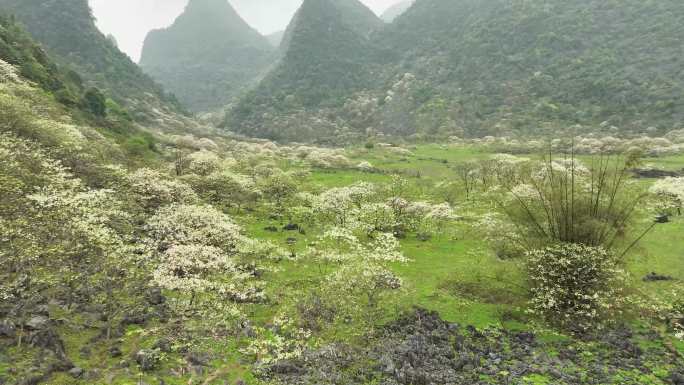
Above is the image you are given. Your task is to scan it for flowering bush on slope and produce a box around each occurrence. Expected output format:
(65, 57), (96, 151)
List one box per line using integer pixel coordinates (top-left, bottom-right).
(649, 177), (684, 216)
(526, 244), (627, 333)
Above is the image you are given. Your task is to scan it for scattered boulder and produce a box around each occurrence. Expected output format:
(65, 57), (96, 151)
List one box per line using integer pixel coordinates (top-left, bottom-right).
(656, 214), (670, 223)
(643, 272), (675, 282)
(634, 168), (680, 178)
(121, 312), (146, 326)
(671, 371), (684, 385)
(283, 223), (300, 231)
(417, 233), (431, 242)
(186, 351), (210, 366)
(152, 338), (172, 353)
(263, 308), (679, 385)
(264, 226), (279, 232)
(632, 168), (680, 179)
(68, 367), (84, 378)
(28, 328), (66, 359)
(18, 374), (45, 385)
(0, 319), (16, 338)
(79, 345), (91, 359)
(146, 287), (165, 305)
(109, 346), (122, 358)
(25, 315), (49, 330)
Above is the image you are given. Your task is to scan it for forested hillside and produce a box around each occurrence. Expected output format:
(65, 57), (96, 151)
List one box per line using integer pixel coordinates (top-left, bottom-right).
(228, 0), (386, 141)
(0, 0), (186, 124)
(227, 0), (684, 142)
(140, 0), (274, 112)
(0, 14), (180, 164)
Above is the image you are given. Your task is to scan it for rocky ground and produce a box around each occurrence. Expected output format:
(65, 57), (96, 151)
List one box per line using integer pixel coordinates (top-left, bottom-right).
(265, 309), (684, 385)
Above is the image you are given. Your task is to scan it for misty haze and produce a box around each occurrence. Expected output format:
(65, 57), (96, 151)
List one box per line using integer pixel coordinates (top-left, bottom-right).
(1, 0), (683, 384)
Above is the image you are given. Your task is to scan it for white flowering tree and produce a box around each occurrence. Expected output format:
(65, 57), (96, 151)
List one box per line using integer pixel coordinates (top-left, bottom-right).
(526, 244), (627, 333)
(186, 150), (221, 176)
(186, 170), (260, 212)
(299, 222), (409, 330)
(145, 204), (275, 311)
(313, 182), (376, 227)
(0, 133), (139, 340)
(126, 168), (197, 212)
(258, 170), (298, 215)
(650, 177), (684, 216)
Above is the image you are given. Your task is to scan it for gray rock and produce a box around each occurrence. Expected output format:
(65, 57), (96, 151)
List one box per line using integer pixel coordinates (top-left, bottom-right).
(152, 338), (172, 353)
(26, 315), (49, 330)
(146, 287), (165, 305)
(68, 367), (83, 378)
(27, 328), (66, 359)
(671, 372), (684, 385)
(0, 319), (16, 338)
(186, 351), (210, 366)
(109, 346), (122, 357)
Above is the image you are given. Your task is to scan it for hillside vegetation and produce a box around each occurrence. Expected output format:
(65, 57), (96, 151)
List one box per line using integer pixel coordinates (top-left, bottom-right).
(2, 1), (684, 385)
(0, 0), (186, 125)
(140, 0), (274, 112)
(228, 0), (684, 143)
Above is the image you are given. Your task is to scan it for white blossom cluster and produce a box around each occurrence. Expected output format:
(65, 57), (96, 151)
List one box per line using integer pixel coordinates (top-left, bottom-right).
(146, 204), (243, 252)
(302, 148), (352, 169)
(242, 314), (312, 369)
(171, 134), (219, 151)
(126, 168), (197, 211)
(186, 150), (222, 176)
(649, 177), (684, 215)
(462, 133), (684, 156)
(0, 59), (23, 84)
(313, 182), (377, 227)
(526, 244), (627, 332)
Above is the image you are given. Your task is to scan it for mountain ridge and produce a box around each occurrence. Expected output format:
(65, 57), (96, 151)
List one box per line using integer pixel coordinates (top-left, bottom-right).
(140, 0), (274, 112)
(228, 0), (684, 142)
(0, 0), (186, 124)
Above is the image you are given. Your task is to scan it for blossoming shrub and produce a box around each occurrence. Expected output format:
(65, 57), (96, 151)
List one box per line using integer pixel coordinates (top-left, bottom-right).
(313, 182), (376, 227)
(185, 170), (259, 211)
(648, 286), (684, 340)
(145, 204), (243, 252)
(322, 260), (403, 326)
(649, 177), (684, 216)
(526, 244), (627, 333)
(145, 204), (281, 310)
(242, 315), (312, 370)
(186, 150), (221, 176)
(126, 168), (197, 212)
(152, 245), (261, 306)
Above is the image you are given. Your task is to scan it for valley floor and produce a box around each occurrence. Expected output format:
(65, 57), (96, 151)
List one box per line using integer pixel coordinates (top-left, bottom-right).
(3, 143), (684, 385)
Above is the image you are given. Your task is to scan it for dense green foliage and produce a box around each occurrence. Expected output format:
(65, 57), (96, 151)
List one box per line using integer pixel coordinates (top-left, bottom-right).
(228, 0), (385, 141)
(0, 0), (185, 122)
(228, 0), (684, 142)
(0, 16), (172, 166)
(140, 0), (274, 112)
(0, 14), (85, 108)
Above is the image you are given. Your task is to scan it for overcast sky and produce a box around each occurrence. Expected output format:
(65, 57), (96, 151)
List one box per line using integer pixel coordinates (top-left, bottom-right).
(89, 0), (399, 63)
